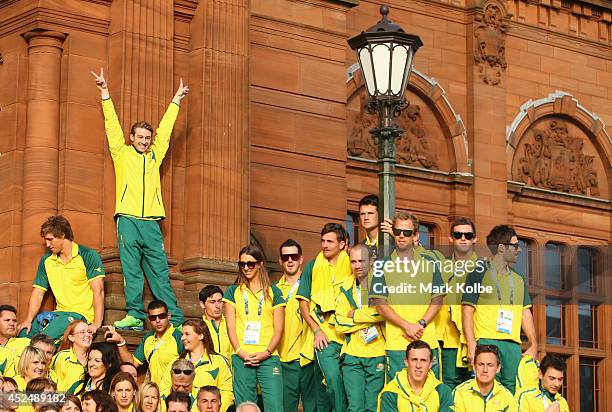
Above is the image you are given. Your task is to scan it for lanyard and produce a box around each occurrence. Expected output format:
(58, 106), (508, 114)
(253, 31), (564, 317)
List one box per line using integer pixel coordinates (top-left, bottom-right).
(244, 288), (265, 317)
(489, 263), (513, 305)
(147, 336), (165, 364)
(356, 284), (362, 309)
(285, 279), (300, 303)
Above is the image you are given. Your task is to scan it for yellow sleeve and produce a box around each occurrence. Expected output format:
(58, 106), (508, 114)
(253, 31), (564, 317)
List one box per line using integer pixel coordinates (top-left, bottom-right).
(216, 357), (234, 412)
(334, 293), (358, 334)
(101, 98), (126, 158)
(150, 103), (179, 162)
(353, 307), (383, 324)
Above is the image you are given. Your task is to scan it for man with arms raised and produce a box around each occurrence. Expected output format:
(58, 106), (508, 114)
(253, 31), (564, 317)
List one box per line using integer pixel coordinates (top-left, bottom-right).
(453, 344), (517, 411)
(516, 354), (569, 412)
(371, 212), (444, 380)
(18, 216), (105, 340)
(297, 223), (352, 411)
(377, 340), (452, 411)
(462, 224), (537, 393)
(92, 69), (187, 331)
(105, 300), (183, 387)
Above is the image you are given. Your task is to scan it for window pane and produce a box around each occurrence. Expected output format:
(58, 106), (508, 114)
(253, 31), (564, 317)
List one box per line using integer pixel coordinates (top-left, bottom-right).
(419, 224), (434, 250)
(515, 238), (532, 284)
(577, 247), (594, 293)
(346, 212), (359, 247)
(579, 358), (599, 412)
(578, 302), (598, 348)
(545, 243), (563, 290)
(545, 298), (564, 345)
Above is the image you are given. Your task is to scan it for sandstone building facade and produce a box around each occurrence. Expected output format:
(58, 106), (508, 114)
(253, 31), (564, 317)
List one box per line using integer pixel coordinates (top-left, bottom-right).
(0, 0), (609, 409)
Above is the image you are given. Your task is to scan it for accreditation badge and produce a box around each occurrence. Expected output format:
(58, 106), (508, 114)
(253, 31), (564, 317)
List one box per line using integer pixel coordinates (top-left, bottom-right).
(243, 321), (261, 345)
(360, 325), (379, 344)
(496, 308), (514, 334)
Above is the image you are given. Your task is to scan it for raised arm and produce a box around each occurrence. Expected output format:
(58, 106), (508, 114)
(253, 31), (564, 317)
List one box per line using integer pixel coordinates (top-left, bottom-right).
(151, 79), (190, 161)
(92, 68), (126, 156)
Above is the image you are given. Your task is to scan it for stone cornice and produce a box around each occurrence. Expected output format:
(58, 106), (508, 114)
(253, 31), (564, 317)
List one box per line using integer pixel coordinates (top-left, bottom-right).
(347, 156), (474, 186)
(508, 180), (611, 211)
(0, 6), (109, 37)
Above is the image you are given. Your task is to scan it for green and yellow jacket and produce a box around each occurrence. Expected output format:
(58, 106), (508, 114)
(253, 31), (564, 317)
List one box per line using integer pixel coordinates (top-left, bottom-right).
(378, 370), (453, 411)
(102, 98), (179, 219)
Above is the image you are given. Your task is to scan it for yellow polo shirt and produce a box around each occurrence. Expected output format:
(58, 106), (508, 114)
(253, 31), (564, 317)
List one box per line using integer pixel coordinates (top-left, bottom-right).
(223, 284), (285, 354)
(275, 275), (306, 363)
(462, 263), (531, 344)
(453, 378), (517, 411)
(133, 324), (183, 386)
(160, 353), (233, 412)
(335, 277), (385, 358)
(203, 316), (232, 362)
(2, 337), (31, 364)
(33, 242), (105, 322)
(434, 253), (480, 348)
(51, 347), (86, 392)
(0, 345), (16, 378)
(370, 249), (444, 351)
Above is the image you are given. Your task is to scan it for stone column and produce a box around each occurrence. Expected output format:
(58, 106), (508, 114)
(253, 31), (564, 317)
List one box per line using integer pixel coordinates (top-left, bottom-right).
(20, 30), (66, 281)
(467, 1), (510, 234)
(182, 0), (250, 288)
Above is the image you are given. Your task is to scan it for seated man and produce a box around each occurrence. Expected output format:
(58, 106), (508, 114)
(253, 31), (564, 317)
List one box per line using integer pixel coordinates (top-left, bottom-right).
(159, 358), (198, 411)
(0, 305), (31, 362)
(18, 216), (105, 340)
(197, 386), (222, 412)
(199, 286), (231, 362)
(452, 344), (517, 411)
(377, 340), (453, 411)
(166, 391), (193, 412)
(516, 354), (569, 412)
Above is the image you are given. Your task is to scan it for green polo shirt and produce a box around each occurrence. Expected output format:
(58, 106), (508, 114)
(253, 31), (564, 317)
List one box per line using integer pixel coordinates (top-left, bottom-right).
(33, 242), (105, 322)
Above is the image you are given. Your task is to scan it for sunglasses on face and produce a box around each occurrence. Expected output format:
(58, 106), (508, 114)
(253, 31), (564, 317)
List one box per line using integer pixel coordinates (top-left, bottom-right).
(280, 253), (301, 262)
(452, 231), (475, 240)
(172, 368), (194, 376)
(147, 312), (168, 321)
(392, 228), (414, 237)
(237, 261), (258, 270)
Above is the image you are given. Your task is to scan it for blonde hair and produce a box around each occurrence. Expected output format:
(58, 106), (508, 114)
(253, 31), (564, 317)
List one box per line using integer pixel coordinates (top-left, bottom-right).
(136, 382), (161, 412)
(18, 346), (48, 379)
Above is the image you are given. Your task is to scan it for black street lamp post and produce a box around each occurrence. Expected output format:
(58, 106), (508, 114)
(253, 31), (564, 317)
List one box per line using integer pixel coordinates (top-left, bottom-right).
(348, 5), (423, 258)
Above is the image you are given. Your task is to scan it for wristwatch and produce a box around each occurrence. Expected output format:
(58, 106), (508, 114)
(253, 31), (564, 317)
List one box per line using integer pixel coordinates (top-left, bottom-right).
(417, 319), (427, 328)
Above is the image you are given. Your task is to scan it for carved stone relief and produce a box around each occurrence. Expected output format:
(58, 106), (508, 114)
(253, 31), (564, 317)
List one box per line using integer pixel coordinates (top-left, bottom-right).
(347, 92), (441, 170)
(474, 3), (507, 86)
(515, 120), (600, 196)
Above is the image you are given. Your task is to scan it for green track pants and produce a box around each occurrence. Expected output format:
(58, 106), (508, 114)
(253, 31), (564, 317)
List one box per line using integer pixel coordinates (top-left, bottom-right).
(281, 360), (317, 412)
(117, 216), (183, 325)
(342, 355), (385, 412)
(316, 341), (347, 412)
(441, 348), (471, 389)
(232, 355), (283, 412)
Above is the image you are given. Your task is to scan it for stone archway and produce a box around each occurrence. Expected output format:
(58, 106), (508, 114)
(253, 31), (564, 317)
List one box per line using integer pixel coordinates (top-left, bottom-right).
(506, 91), (611, 198)
(346, 64), (470, 174)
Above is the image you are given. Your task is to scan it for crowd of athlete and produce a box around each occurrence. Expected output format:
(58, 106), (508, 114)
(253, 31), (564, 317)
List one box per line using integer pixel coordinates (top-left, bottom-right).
(0, 73), (568, 412)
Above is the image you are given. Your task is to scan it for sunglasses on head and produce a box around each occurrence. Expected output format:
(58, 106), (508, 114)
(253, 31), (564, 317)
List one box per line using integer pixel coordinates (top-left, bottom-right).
(280, 253), (301, 262)
(147, 312), (168, 321)
(172, 368), (194, 376)
(237, 261), (258, 269)
(452, 231), (475, 240)
(392, 228), (414, 237)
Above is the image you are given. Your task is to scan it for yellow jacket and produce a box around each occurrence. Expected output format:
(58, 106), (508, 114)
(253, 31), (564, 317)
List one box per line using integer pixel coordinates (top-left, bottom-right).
(452, 378), (517, 411)
(516, 385), (569, 412)
(102, 98), (179, 219)
(335, 276), (385, 358)
(378, 370), (453, 411)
